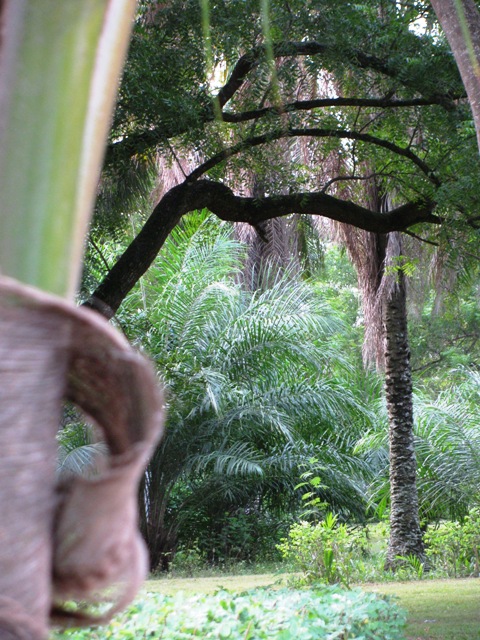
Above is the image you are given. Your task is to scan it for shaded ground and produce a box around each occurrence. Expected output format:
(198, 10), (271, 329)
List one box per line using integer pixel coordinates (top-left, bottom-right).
(145, 575), (480, 639)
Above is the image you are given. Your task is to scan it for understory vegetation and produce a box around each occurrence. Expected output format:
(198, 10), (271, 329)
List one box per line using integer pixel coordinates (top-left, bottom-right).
(65, 216), (480, 577)
(52, 1), (480, 637)
(53, 586), (406, 640)
(57, 216), (480, 637)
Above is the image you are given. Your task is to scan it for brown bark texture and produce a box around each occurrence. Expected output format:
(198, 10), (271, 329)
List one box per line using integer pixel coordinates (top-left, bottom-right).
(430, 0), (480, 152)
(0, 276), (164, 638)
(384, 266), (425, 568)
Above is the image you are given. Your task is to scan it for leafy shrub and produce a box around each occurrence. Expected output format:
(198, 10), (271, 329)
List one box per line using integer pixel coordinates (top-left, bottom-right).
(425, 508), (480, 577)
(205, 511), (289, 566)
(276, 513), (369, 585)
(171, 501), (290, 569)
(169, 542), (205, 576)
(52, 586), (406, 639)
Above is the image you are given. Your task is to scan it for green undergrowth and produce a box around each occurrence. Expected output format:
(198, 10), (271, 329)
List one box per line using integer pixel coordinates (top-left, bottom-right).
(145, 575), (480, 639)
(52, 585), (406, 639)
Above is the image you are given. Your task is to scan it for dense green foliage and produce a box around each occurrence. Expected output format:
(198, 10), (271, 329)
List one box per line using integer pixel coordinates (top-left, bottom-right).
(90, 0), (480, 264)
(114, 217), (374, 568)
(277, 513), (370, 585)
(74, 225), (480, 570)
(69, 0), (480, 587)
(53, 586), (406, 640)
(425, 508), (480, 577)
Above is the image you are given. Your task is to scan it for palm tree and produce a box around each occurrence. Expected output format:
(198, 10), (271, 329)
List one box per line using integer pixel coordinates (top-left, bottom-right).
(383, 235), (425, 567)
(336, 181), (425, 567)
(414, 370), (480, 520)
(117, 216), (374, 568)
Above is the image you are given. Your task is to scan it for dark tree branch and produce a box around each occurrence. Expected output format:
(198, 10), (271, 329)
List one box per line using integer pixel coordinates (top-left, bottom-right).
(88, 237), (111, 274)
(216, 41), (463, 109)
(105, 40), (464, 166)
(216, 42), (329, 108)
(403, 229), (440, 246)
(221, 96), (444, 123)
(321, 169), (393, 193)
(188, 127), (439, 185)
(84, 179), (441, 318)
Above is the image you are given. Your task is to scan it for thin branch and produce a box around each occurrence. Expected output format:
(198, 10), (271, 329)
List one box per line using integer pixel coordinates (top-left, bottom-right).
(413, 355), (444, 374)
(187, 127), (440, 185)
(321, 170), (392, 193)
(167, 140), (188, 179)
(221, 96), (443, 123)
(403, 229), (440, 246)
(88, 236), (111, 274)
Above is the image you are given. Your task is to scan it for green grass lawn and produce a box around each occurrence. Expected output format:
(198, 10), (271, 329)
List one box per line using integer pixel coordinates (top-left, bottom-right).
(365, 579), (480, 640)
(145, 575), (480, 640)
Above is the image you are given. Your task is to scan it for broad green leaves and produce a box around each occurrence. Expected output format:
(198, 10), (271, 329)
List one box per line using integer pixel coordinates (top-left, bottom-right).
(53, 586), (406, 640)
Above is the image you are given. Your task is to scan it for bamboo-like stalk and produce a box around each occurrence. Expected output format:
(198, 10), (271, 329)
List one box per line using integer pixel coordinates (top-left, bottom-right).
(0, 0), (137, 299)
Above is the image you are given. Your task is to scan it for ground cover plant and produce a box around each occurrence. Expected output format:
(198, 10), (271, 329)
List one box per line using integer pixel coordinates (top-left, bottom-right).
(276, 513), (370, 586)
(52, 585), (406, 640)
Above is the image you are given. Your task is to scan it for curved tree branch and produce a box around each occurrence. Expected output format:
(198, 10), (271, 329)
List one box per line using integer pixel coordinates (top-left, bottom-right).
(84, 179), (441, 318)
(105, 39), (464, 166)
(222, 96), (446, 123)
(188, 127), (439, 185)
(216, 41), (463, 109)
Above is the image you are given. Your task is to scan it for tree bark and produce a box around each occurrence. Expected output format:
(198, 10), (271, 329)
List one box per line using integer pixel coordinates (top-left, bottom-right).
(84, 179), (439, 318)
(430, 0), (480, 152)
(383, 250), (425, 568)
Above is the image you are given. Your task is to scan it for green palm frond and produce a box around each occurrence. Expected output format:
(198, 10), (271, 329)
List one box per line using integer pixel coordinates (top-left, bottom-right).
(57, 442), (108, 480)
(187, 442), (265, 477)
(119, 218), (376, 550)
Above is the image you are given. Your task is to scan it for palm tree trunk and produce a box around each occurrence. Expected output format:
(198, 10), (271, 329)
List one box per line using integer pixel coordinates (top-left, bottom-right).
(384, 264), (425, 568)
(338, 216), (425, 568)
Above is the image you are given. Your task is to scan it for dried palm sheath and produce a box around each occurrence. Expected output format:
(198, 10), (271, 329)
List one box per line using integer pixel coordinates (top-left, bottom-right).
(0, 276), (164, 639)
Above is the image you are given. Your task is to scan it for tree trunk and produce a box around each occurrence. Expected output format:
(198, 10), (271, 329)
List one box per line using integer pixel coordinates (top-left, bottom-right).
(339, 216), (425, 567)
(430, 0), (480, 152)
(384, 261), (425, 568)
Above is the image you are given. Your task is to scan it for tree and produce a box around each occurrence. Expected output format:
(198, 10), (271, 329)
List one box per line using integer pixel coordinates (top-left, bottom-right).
(335, 180), (425, 565)
(81, 1), (480, 572)
(382, 234), (425, 567)
(430, 0), (480, 152)
(114, 217), (373, 568)
(0, 2), (162, 637)
(85, 0), (476, 318)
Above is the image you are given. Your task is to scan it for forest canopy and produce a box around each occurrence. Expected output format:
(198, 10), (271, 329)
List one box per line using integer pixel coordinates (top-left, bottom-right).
(69, 0), (480, 572)
(85, 0), (480, 318)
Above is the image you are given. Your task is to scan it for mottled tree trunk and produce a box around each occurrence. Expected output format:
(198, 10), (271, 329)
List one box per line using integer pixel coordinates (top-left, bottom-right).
(340, 219), (425, 568)
(384, 267), (425, 568)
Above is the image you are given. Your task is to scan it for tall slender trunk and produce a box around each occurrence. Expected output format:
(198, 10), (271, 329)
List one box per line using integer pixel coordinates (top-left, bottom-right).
(339, 216), (425, 566)
(383, 262), (425, 568)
